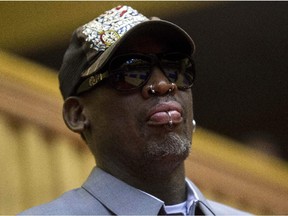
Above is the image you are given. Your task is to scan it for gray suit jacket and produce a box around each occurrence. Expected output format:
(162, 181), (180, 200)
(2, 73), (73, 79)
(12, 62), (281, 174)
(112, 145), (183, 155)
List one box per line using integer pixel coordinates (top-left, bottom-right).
(19, 167), (251, 215)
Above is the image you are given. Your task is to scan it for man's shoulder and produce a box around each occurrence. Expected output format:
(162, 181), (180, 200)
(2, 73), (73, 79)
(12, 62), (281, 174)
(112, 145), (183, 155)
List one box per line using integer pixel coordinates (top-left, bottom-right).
(18, 187), (111, 215)
(208, 200), (252, 215)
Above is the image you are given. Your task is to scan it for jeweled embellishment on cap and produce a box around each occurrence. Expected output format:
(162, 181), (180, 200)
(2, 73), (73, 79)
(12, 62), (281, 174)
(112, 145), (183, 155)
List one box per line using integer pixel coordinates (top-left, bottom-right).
(82, 5), (149, 51)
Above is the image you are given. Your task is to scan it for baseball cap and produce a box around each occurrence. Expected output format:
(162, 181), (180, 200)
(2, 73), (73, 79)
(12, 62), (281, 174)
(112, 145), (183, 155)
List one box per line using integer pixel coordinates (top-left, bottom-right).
(59, 5), (195, 99)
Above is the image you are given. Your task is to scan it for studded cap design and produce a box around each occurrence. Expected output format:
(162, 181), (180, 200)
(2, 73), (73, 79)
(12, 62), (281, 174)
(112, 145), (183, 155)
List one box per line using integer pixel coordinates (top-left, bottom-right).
(82, 5), (149, 51)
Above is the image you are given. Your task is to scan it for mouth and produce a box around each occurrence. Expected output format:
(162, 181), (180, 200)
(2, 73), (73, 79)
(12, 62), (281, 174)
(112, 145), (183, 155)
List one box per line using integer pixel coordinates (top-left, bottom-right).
(146, 101), (183, 126)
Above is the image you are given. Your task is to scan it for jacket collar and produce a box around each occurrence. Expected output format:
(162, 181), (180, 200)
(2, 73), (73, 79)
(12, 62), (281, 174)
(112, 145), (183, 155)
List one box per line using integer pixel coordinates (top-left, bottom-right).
(186, 179), (215, 214)
(82, 167), (163, 215)
(82, 167), (215, 215)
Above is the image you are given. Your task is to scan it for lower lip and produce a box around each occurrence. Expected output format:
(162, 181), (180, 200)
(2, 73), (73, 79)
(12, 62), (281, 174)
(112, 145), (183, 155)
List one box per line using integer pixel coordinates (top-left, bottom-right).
(147, 110), (182, 125)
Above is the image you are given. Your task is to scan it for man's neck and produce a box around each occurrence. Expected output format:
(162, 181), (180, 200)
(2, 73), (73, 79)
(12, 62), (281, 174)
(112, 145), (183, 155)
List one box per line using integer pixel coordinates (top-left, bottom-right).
(135, 166), (187, 205)
(100, 161), (187, 205)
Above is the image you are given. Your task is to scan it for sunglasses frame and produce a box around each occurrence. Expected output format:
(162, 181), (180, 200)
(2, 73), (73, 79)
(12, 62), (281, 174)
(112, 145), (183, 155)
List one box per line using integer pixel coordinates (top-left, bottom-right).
(76, 52), (195, 95)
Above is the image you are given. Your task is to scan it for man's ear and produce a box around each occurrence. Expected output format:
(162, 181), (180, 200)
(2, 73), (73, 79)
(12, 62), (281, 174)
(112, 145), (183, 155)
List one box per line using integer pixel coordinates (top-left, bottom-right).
(62, 97), (89, 133)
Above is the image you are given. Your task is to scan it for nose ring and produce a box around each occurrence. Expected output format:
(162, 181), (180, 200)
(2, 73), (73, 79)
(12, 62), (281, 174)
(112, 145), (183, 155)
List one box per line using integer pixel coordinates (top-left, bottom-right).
(168, 83), (176, 92)
(149, 83), (175, 94)
(149, 85), (155, 94)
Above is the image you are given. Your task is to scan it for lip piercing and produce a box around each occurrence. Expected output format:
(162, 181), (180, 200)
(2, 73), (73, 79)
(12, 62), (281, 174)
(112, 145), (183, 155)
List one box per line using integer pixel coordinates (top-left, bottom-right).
(167, 111), (173, 127)
(149, 85), (155, 94)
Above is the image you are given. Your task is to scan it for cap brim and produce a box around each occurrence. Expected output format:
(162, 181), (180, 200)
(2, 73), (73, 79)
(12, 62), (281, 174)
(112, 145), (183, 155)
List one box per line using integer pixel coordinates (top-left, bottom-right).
(81, 19), (195, 78)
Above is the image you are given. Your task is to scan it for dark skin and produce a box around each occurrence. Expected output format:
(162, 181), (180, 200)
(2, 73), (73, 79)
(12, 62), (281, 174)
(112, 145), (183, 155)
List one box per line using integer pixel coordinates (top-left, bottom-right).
(63, 37), (194, 205)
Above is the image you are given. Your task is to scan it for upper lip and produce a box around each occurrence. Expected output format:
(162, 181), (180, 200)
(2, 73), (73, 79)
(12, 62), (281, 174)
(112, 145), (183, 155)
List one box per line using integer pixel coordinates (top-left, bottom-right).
(146, 101), (183, 121)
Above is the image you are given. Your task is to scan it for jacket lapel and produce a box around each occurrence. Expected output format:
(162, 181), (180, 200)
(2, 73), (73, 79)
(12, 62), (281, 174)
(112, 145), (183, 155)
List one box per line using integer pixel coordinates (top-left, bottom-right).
(82, 167), (163, 215)
(186, 179), (216, 215)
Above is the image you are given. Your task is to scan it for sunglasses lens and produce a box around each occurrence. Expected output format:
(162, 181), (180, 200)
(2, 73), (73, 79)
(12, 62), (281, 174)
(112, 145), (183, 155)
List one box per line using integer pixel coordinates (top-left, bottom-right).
(161, 53), (194, 89)
(110, 55), (151, 90)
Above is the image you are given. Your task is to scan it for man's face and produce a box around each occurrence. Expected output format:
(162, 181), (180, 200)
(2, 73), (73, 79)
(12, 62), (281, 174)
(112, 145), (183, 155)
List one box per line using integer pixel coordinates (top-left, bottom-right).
(81, 37), (194, 175)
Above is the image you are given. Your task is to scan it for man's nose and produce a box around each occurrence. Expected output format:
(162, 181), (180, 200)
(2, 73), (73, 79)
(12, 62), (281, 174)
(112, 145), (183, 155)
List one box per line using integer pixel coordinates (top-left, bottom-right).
(142, 66), (177, 98)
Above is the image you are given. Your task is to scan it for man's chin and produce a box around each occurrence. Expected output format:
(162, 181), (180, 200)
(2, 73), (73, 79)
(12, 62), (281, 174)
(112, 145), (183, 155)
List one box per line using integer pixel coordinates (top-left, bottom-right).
(143, 134), (191, 162)
(139, 149), (190, 178)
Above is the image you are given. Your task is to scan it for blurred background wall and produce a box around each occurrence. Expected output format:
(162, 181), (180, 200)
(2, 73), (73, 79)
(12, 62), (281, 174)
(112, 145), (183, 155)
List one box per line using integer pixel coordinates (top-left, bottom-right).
(0, 1), (288, 214)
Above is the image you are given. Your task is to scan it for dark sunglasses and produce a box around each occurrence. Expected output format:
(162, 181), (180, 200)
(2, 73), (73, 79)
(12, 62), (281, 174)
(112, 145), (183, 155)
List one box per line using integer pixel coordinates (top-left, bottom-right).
(76, 52), (195, 94)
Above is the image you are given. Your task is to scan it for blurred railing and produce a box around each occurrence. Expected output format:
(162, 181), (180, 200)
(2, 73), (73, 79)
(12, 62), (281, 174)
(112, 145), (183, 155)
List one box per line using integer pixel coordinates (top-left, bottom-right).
(1, 50), (288, 215)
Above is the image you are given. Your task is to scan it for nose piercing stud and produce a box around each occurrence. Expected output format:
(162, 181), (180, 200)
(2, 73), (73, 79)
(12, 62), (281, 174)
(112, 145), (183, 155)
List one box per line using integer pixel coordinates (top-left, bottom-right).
(149, 85), (155, 94)
(168, 83), (175, 92)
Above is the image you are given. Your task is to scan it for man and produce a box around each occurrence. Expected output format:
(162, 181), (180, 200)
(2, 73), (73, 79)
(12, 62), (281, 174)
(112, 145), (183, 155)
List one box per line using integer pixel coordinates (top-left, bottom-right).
(20, 5), (250, 215)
